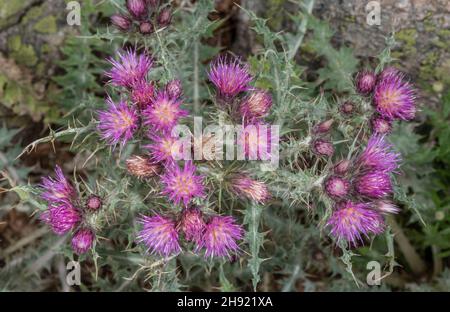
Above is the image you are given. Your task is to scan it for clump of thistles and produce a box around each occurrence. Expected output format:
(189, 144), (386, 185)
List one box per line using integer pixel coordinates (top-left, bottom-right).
(106, 49), (153, 88)
(137, 214), (181, 257)
(97, 97), (138, 147)
(327, 201), (384, 245)
(143, 91), (188, 133)
(230, 175), (270, 204)
(208, 54), (253, 100)
(161, 161), (205, 206)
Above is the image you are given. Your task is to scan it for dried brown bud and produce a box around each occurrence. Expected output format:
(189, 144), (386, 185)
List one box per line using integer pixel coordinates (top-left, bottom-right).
(126, 155), (160, 178)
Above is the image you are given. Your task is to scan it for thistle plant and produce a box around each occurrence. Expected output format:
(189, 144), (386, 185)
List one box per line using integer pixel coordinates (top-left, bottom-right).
(11, 0), (422, 291)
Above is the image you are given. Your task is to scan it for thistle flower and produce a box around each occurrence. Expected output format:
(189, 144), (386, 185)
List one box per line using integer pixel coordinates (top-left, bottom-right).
(371, 116), (392, 134)
(230, 175), (270, 204)
(208, 55), (252, 100)
(126, 155), (160, 178)
(377, 67), (400, 82)
(97, 98), (138, 147)
(40, 165), (76, 204)
(314, 119), (334, 134)
(312, 139), (334, 157)
(340, 101), (356, 116)
(71, 228), (95, 254)
(197, 216), (243, 259)
(334, 159), (351, 175)
(106, 49), (153, 88)
(144, 134), (183, 163)
(110, 14), (132, 31)
(86, 195), (102, 211)
(373, 200), (400, 214)
(326, 201), (385, 245)
(165, 79), (183, 99)
(157, 8), (172, 27)
(139, 21), (154, 35)
(41, 203), (81, 235)
(142, 91), (188, 132)
(161, 161), (205, 206)
(237, 123), (273, 160)
(355, 70), (376, 95)
(126, 0), (147, 20)
(373, 71), (416, 120)
(180, 208), (206, 243)
(355, 171), (392, 199)
(130, 80), (155, 108)
(324, 176), (350, 198)
(137, 214), (181, 257)
(239, 89), (272, 120)
(356, 135), (401, 173)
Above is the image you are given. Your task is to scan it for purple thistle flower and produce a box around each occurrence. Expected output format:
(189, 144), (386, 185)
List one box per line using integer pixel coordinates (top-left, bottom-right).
(312, 139), (334, 157)
(165, 79), (183, 99)
(324, 176), (350, 198)
(41, 203), (81, 235)
(161, 161), (205, 206)
(326, 201), (385, 245)
(371, 116), (392, 135)
(197, 216), (243, 259)
(333, 159), (351, 175)
(71, 228), (95, 254)
(106, 49), (153, 88)
(86, 195), (102, 211)
(126, 0), (147, 20)
(131, 80), (155, 108)
(142, 91), (188, 133)
(208, 55), (253, 100)
(239, 89), (272, 120)
(40, 165), (76, 204)
(355, 171), (393, 199)
(372, 200), (400, 214)
(110, 14), (132, 31)
(355, 70), (376, 95)
(137, 214), (181, 257)
(97, 97), (138, 147)
(180, 208), (206, 244)
(230, 175), (271, 204)
(356, 135), (401, 173)
(373, 71), (416, 120)
(144, 134), (183, 163)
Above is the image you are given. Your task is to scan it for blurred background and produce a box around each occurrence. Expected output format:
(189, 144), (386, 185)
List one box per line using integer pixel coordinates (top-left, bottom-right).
(0, 0), (450, 291)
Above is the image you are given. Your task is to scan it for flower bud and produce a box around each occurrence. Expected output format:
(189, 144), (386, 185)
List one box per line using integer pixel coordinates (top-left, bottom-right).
(312, 139), (334, 157)
(180, 207), (205, 243)
(139, 21), (154, 35)
(126, 0), (148, 20)
(371, 116), (392, 134)
(324, 176), (350, 198)
(373, 200), (400, 214)
(86, 195), (102, 211)
(166, 79), (183, 99)
(334, 159), (351, 175)
(71, 228), (95, 254)
(111, 14), (132, 31)
(157, 8), (172, 27)
(126, 155), (160, 178)
(314, 119), (334, 134)
(340, 101), (355, 116)
(356, 70), (376, 95)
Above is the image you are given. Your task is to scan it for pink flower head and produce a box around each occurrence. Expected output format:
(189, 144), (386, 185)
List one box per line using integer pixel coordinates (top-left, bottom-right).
(106, 49), (153, 88)
(356, 70), (376, 95)
(180, 207), (206, 244)
(230, 175), (271, 204)
(137, 214), (181, 257)
(324, 176), (350, 198)
(312, 139), (334, 157)
(142, 91), (188, 133)
(97, 97), (138, 147)
(197, 216), (243, 259)
(161, 161), (205, 206)
(371, 116), (392, 135)
(144, 134), (184, 163)
(356, 135), (401, 173)
(327, 201), (385, 245)
(40, 165), (76, 204)
(355, 171), (393, 199)
(377, 67), (400, 82)
(208, 54), (252, 100)
(131, 80), (155, 108)
(41, 203), (81, 235)
(240, 89), (272, 120)
(373, 71), (416, 120)
(71, 228), (95, 254)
